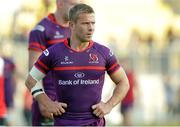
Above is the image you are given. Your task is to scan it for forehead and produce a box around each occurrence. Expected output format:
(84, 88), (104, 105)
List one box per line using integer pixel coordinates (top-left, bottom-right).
(77, 13), (95, 21)
(65, 0), (82, 4)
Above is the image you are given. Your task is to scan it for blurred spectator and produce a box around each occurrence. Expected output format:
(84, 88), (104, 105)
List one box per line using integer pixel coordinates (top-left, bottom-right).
(0, 57), (7, 125)
(163, 74), (175, 114)
(23, 89), (32, 126)
(3, 56), (16, 125)
(174, 86), (180, 114)
(120, 58), (138, 126)
(166, 27), (175, 46)
(3, 57), (16, 108)
(146, 34), (157, 73)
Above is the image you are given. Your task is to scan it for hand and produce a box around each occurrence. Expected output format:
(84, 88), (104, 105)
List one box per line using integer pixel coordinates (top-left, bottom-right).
(39, 102), (53, 119)
(52, 101), (67, 116)
(91, 101), (112, 118)
(38, 100), (67, 119)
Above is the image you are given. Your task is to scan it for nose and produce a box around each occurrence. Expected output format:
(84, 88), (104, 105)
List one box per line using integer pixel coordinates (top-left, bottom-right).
(88, 23), (94, 31)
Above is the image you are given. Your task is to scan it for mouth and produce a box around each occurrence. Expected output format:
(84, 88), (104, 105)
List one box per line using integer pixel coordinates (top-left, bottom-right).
(86, 33), (92, 37)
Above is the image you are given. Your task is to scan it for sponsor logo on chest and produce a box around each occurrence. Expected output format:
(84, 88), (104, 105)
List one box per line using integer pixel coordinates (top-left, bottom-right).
(58, 79), (99, 85)
(54, 31), (64, 39)
(74, 72), (85, 78)
(58, 72), (100, 86)
(60, 56), (74, 64)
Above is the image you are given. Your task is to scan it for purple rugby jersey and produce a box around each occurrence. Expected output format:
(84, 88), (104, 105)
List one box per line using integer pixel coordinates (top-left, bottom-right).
(35, 39), (120, 126)
(3, 57), (16, 108)
(28, 14), (71, 125)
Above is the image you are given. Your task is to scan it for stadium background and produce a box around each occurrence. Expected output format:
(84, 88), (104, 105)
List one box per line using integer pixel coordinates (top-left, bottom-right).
(0, 0), (180, 125)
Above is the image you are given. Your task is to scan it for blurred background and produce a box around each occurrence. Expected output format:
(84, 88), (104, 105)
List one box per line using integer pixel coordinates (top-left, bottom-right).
(0, 0), (180, 126)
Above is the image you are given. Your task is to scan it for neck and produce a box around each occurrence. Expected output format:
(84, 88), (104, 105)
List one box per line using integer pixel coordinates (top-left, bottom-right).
(69, 38), (90, 51)
(54, 11), (69, 27)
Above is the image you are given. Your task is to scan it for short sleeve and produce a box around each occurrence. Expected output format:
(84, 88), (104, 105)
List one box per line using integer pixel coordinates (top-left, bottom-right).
(105, 49), (121, 75)
(34, 48), (54, 74)
(28, 24), (47, 52)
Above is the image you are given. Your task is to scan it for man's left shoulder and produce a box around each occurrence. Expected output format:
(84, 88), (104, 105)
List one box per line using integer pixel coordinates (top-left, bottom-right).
(93, 41), (111, 54)
(93, 41), (110, 50)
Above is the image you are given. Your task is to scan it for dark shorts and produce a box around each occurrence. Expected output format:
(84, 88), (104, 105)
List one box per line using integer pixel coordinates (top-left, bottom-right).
(54, 117), (105, 126)
(120, 102), (133, 114)
(88, 117), (105, 126)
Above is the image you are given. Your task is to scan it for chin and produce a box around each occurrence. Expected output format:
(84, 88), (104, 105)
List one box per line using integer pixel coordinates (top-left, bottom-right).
(81, 38), (91, 42)
(86, 39), (91, 42)
(86, 37), (92, 41)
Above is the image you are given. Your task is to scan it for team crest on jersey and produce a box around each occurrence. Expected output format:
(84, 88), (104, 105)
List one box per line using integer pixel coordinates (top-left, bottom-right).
(43, 49), (49, 56)
(89, 53), (99, 64)
(54, 31), (64, 39)
(33, 25), (45, 32)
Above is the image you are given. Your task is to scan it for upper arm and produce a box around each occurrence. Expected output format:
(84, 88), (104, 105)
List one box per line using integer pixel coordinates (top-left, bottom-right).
(28, 26), (46, 52)
(28, 25), (47, 70)
(109, 67), (129, 85)
(28, 50), (42, 70)
(34, 48), (55, 75)
(102, 47), (128, 85)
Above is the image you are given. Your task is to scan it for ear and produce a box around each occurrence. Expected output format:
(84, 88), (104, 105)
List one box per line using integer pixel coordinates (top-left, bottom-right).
(69, 21), (74, 29)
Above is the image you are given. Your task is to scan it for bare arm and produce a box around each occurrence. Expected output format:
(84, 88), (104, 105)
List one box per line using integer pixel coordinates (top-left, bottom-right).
(106, 67), (129, 107)
(28, 49), (50, 117)
(92, 67), (129, 118)
(28, 50), (42, 70)
(25, 70), (67, 119)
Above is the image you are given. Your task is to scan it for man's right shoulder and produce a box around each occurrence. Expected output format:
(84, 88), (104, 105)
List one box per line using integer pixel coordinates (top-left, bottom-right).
(31, 16), (50, 32)
(43, 42), (65, 57)
(50, 40), (66, 50)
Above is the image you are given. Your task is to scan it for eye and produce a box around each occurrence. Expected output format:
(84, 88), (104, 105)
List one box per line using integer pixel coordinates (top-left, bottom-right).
(82, 22), (89, 25)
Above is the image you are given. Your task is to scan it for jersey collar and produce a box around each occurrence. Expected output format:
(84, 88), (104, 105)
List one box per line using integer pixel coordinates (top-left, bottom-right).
(64, 38), (94, 53)
(47, 13), (68, 28)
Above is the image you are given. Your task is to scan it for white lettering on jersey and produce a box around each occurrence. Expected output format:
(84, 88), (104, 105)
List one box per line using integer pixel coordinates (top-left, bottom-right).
(58, 79), (99, 85)
(33, 25), (45, 32)
(60, 56), (74, 64)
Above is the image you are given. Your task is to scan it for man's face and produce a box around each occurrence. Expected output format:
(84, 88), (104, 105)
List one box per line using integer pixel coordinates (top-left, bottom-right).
(62, 0), (83, 21)
(72, 13), (95, 42)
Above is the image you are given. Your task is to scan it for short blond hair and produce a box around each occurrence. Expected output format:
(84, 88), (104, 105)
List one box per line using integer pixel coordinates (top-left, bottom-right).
(69, 3), (94, 23)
